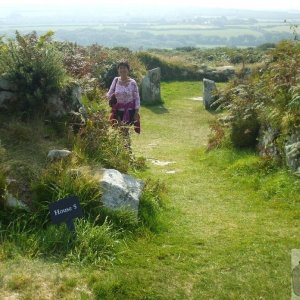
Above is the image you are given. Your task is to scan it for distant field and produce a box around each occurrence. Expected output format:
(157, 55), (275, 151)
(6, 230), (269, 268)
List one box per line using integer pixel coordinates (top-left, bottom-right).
(0, 23), (279, 37)
(263, 25), (293, 32)
(144, 28), (263, 37)
(0, 19), (298, 48)
(0, 21), (294, 34)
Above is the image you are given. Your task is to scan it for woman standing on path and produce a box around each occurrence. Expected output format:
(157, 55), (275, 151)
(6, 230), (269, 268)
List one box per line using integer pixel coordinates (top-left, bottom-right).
(106, 61), (141, 140)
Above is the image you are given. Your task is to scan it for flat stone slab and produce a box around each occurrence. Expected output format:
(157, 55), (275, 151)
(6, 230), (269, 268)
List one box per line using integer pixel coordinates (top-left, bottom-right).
(147, 143), (159, 148)
(188, 97), (203, 101)
(165, 170), (177, 174)
(147, 159), (175, 166)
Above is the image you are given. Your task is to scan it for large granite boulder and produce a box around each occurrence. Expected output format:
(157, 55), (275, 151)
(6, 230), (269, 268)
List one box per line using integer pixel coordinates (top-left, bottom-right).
(100, 168), (144, 214)
(141, 68), (161, 103)
(68, 167), (144, 214)
(203, 78), (218, 110)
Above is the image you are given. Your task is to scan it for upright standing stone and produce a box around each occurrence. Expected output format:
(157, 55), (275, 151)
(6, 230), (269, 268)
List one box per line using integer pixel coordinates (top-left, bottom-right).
(141, 68), (161, 103)
(203, 78), (218, 110)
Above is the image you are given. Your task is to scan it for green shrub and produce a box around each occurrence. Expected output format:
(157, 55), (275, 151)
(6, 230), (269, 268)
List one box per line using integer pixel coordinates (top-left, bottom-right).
(74, 111), (133, 173)
(0, 31), (67, 113)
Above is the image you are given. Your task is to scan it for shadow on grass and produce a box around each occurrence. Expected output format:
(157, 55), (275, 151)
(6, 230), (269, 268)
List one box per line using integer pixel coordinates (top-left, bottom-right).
(141, 99), (169, 115)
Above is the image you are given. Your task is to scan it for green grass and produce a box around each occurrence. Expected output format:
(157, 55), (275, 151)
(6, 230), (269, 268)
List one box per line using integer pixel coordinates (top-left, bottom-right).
(1, 81), (299, 299)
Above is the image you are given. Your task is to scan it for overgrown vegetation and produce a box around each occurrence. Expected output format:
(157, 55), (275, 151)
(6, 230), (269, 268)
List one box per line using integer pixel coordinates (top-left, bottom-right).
(0, 31), (165, 267)
(208, 40), (300, 165)
(0, 31), (68, 113)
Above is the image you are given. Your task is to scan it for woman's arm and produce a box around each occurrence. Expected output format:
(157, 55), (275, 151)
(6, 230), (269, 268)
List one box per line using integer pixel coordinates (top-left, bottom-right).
(106, 77), (118, 98)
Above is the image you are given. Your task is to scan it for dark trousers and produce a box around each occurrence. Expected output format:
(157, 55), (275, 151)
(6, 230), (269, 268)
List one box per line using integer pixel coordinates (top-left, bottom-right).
(116, 109), (136, 125)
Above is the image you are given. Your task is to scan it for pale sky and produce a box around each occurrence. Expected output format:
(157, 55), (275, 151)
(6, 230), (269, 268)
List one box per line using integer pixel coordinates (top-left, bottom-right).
(0, 0), (300, 11)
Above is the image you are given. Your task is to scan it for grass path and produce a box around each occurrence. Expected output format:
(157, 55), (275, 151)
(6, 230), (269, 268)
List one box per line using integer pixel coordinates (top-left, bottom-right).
(1, 81), (299, 299)
(122, 81), (299, 299)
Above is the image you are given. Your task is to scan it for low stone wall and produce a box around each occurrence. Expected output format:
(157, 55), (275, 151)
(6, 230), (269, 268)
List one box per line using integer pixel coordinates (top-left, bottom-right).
(0, 74), (83, 117)
(258, 125), (300, 176)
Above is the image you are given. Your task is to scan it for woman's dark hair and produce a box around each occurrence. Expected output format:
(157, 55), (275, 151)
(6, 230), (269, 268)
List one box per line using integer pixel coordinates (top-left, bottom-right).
(117, 61), (130, 71)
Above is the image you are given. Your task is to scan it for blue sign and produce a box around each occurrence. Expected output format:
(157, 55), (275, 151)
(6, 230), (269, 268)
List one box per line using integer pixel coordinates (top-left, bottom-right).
(49, 195), (83, 232)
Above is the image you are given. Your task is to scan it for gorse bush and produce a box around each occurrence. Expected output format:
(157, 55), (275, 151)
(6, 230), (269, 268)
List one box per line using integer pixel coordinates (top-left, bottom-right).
(0, 31), (67, 113)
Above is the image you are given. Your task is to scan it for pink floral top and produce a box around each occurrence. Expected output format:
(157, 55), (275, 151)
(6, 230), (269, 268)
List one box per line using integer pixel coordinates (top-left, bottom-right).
(107, 77), (140, 110)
